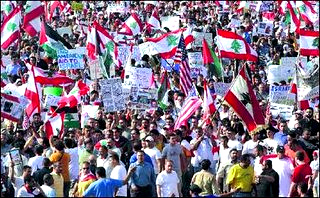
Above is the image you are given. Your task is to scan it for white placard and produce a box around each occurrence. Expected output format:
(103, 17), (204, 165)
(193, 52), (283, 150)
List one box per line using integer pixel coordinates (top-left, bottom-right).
(269, 85), (296, 105)
(188, 52), (203, 68)
(123, 67), (153, 88)
(44, 95), (62, 107)
(257, 22), (273, 36)
(100, 78), (126, 112)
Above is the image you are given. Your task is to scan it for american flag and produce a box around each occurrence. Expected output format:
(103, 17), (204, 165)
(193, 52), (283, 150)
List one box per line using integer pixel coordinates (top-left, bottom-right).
(175, 34), (192, 96)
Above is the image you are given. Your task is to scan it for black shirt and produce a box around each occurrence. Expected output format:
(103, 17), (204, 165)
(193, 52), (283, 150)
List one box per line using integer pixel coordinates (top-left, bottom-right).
(256, 169), (279, 197)
(33, 167), (52, 186)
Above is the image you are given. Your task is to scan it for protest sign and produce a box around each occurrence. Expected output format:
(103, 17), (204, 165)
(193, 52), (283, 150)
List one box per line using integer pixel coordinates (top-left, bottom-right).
(117, 46), (141, 67)
(128, 87), (158, 109)
(190, 66), (208, 78)
(71, 2), (83, 11)
(57, 27), (72, 37)
(107, 2), (128, 13)
(267, 64), (293, 84)
(1, 93), (28, 122)
(214, 82), (231, 97)
(43, 87), (62, 96)
(188, 52), (203, 68)
(100, 78), (126, 112)
(161, 16), (180, 31)
(44, 95), (62, 108)
(192, 32), (213, 48)
(81, 105), (100, 128)
(139, 42), (159, 57)
(257, 22), (273, 36)
(89, 59), (103, 79)
(269, 103), (294, 121)
(297, 58), (319, 100)
(57, 49), (85, 70)
(269, 85), (296, 106)
(160, 58), (179, 72)
(124, 67), (153, 88)
(228, 18), (241, 28)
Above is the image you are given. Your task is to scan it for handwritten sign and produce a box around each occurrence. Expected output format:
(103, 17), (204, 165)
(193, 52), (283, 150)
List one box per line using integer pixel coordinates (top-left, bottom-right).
(57, 27), (72, 37)
(228, 18), (241, 28)
(192, 32), (213, 48)
(57, 49), (85, 70)
(269, 85), (295, 105)
(44, 95), (62, 107)
(107, 2), (128, 13)
(269, 104), (294, 121)
(161, 16), (180, 31)
(128, 87), (158, 109)
(89, 59), (103, 79)
(100, 78), (125, 112)
(124, 67), (152, 88)
(214, 82), (231, 97)
(1, 93), (28, 122)
(257, 22), (273, 36)
(117, 46), (141, 67)
(139, 42), (159, 57)
(188, 52), (203, 68)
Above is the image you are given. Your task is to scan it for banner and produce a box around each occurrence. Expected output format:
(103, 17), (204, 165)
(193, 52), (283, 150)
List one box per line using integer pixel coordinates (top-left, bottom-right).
(117, 46), (141, 67)
(123, 67), (153, 88)
(192, 32), (213, 48)
(44, 95), (62, 107)
(161, 16), (180, 31)
(1, 93), (29, 122)
(57, 49), (85, 70)
(107, 2), (128, 13)
(81, 105), (100, 128)
(269, 85), (296, 105)
(269, 103), (294, 121)
(57, 27), (72, 37)
(139, 42), (159, 57)
(214, 82), (231, 97)
(100, 78), (126, 112)
(89, 59), (103, 79)
(128, 87), (158, 109)
(257, 22), (273, 35)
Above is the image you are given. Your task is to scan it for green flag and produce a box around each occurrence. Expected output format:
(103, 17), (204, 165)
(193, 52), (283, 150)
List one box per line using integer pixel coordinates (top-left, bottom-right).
(209, 46), (223, 78)
(157, 70), (171, 110)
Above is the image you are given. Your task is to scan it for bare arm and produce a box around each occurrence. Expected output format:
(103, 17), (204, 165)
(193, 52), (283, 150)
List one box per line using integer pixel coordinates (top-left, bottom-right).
(289, 182), (297, 197)
(122, 166), (136, 185)
(157, 185), (161, 197)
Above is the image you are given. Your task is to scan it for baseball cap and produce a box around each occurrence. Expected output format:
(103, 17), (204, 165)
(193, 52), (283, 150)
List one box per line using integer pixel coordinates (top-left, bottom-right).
(145, 136), (154, 142)
(276, 145), (285, 153)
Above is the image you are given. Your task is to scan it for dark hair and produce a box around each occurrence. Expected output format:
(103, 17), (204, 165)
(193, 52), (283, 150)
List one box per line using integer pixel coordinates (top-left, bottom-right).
(109, 153), (119, 162)
(201, 159), (211, 170)
(256, 145), (264, 152)
(240, 154), (251, 162)
(24, 175), (34, 184)
(43, 174), (53, 185)
(229, 148), (238, 154)
(35, 145), (44, 155)
(64, 138), (73, 148)
(96, 167), (106, 178)
(43, 158), (51, 167)
(133, 141), (142, 151)
(136, 150), (145, 155)
(54, 140), (65, 151)
(33, 113), (41, 118)
(296, 151), (305, 161)
(149, 129), (159, 136)
(100, 145), (108, 151)
(264, 159), (272, 168)
(23, 165), (32, 172)
(306, 107), (314, 114)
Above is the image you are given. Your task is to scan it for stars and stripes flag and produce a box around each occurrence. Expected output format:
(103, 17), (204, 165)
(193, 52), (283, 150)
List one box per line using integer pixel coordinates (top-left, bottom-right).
(175, 34), (192, 96)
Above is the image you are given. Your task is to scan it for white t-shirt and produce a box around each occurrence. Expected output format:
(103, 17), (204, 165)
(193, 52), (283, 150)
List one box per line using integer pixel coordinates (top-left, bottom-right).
(156, 170), (180, 197)
(17, 186), (40, 197)
(262, 138), (278, 154)
(219, 144), (231, 165)
(65, 147), (79, 181)
(12, 176), (24, 197)
(228, 139), (242, 151)
(242, 140), (258, 155)
(41, 185), (56, 197)
(110, 164), (127, 197)
(28, 155), (44, 174)
(271, 157), (294, 197)
(144, 147), (162, 174)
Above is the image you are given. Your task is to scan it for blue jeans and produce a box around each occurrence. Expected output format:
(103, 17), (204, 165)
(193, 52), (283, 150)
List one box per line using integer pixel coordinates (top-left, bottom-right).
(233, 192), (252, 197)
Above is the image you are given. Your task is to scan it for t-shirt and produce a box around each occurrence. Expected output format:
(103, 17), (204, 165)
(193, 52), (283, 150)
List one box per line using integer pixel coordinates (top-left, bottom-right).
(156, 170), (180, 197)
(226, 164), (254, 192)
(51, 172), (64, 197)
(41, 185), (56, 197)
(83, 178), (123, 197)
(110, 165), (127, 197)
(12, 176), (24, 197)
(162, 144), (182, 175)
(65, 147), (79, 181)
(228, 139), (242, 151)
(144, 147), (162, 174)
(17, 186), (40, 197)
(271, 157), (294, 197)
(28, 155), (44, 174)
(242, 140), (258, 155)
(49, 151), (70, 181)
(262, 138), (278, 154)
(291, 163), (312, 196)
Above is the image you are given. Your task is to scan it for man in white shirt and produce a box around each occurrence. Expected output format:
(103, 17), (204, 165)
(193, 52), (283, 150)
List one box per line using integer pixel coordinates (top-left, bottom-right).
(261, 127), (278, 154)
(41, 174), (56, 197)
(64, 138), (79, 183)
(10, 164), (32, 197)
(17, 176), (45, 197)
(156, 160), (180, 197)
(109, 153), (127, 197)
(242, 132), (259, 155)
(143, 136), (163, 175)
(226, 128), (242, 158)
(28, 145), (44, 174)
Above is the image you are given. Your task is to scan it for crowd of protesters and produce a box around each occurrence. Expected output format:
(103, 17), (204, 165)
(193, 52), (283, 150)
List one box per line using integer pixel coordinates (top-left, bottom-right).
(1, 1), (319, 197)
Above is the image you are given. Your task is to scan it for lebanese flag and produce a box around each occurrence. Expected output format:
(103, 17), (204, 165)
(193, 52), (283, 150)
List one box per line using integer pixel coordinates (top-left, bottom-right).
(203, 80), (216, 117)
(86, 24), (97, 60)
(58, 80), (89, 108)
(22, 1), (44, 37)
(287, 1), (300, 33)
(262, 12), (276, 22)
(118, 12), (143, 36)
(216, 29), (258, 61)
(145, 29), (183, 59)
(182, 27), (195, 49)
(146, 7), (160, 33)
(1, 6), (21, 50)
(224, 65), (265, 132)
(59, 1), (71, 15)
(44, 109), (65, 139)
(24, 64), (42, 119)
(299, 29), (319, 56)
(49, 1), (61, 20)
(174, 96), (203, 130)
(1, 1), (17, 19)
(94, 21), (118, 58)
(296, 1), (318, 25)
(236, 1), (247, 13)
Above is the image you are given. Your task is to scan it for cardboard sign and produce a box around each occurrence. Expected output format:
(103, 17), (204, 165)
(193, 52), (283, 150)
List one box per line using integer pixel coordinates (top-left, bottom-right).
(257, 22), (273, 36)
(100, 78), (126, 112)
(269, 85), (296, 106)
(190, 66), (208, 78)
(117, 46), (141, 67)
(1, 93), (28, 122)
(188, 52), (203, 68)
(192, 32), (213, 48)
(161, 16), (180, 31)
(57, 27), (73, 37)
(123, 67), (153, 88)
(297, 58), (319, 100)
(214, 82), (231, 97)
(228, 18), (241, 28)
(81, 105), (100, 128)
(269, 103), (294, 121)
(44, 95), (62, 107)
(57, 49), (85, 70)
(128, 87), (158, 109)
(107, 2), (128, 13)
(89, 59), (103, 79)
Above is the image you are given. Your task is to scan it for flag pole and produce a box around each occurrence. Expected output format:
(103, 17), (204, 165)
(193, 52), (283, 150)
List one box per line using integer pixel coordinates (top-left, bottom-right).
(294, 52), (301, 110)
(215, 27), (224, 83)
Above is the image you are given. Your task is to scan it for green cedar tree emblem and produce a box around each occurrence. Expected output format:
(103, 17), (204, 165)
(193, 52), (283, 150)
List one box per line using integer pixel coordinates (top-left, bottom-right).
(105, 41), (114, 54)
(130, 22), (137, 29)
(5, 4), (12, 14)
(231, 40), (242, 53)
(7, 22), (17, 32)
(312, 37), (319, 47)
(167, 35), (179, 47)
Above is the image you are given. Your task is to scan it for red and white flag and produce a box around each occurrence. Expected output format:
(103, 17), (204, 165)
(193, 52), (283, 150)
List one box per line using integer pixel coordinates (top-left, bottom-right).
(203, 80), (216, 118)
(182, 27), (195, 49)
(48, 1), (60, 20)
(174, 96), (203, 130)
(224, 65), (265, 132)
(299, 29), (319, 56)
(296, 1), (318, 25)
(1, 1), (17, 19)
(22, 1), (44, 37)
(1, 6), (21, 50)
(44, 109), (65, 139)
(216, 29), (258, 62)
(146, 7), (160, 33)
(58, 80), (89, 108)
(118, 12), (143, 36)
(24, 65), (42, 119)
(286, 1), (300, 33)
(59, 1), (71, 15)
(86, 24), (98, 60)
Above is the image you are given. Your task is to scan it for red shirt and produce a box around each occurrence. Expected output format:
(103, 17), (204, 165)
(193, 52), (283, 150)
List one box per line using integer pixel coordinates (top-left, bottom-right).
(291, 163), (312, 197)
